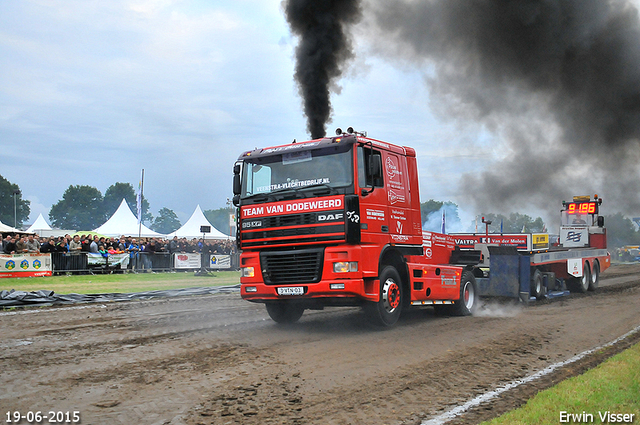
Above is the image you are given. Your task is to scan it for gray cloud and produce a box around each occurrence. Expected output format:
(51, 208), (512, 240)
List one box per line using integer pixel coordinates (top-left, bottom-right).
(367, 0), (640, 216)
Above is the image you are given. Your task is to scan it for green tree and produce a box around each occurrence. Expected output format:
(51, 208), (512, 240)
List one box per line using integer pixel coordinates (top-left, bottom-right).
(0, 175), (30, 228)
(604, 212), (640, 248)
(49, 185), (106, 230)
(203, 207), (234, 237)
(421, 199), (444, 223)
(151, 207), (181, 234)
(421, 200), (461, 232)
(103, 182), (152, 223)
(478, 212), (545, 233)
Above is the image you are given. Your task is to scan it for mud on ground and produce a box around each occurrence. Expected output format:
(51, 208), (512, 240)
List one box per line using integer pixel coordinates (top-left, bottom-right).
(2, 264), (640, 424)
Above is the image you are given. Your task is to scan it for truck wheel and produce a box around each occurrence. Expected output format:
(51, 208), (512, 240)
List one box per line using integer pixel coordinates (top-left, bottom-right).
(530, 269), (544, 300)
(569, 262), (590, 293)
(265, 303), (304, 324)
(451, 270), (478, 316)
(364, 266), (403, 327)
(589, 261), (599, 291)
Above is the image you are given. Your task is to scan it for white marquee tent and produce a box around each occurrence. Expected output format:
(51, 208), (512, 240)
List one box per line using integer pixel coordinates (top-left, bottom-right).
(94, 199), (164, 238)
(167, 205), (230, 240)
(26, 213), (52, 233)
(0, 220), (22, 233)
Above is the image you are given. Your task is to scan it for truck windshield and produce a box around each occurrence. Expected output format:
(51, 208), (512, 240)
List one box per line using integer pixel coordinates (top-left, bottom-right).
(242, 144), (353, 199)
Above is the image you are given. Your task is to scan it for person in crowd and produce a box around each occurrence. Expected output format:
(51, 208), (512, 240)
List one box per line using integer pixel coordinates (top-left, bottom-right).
(26, 234), (40, 253)
(69, 235), (83, 254)
(169, 236), (179, 254)
(155, 239), (167, 253)
(142, 238), (157, 271)
(178, 237), (187, 252)
(2, 235), (10, 251)
(3, 235), (16, 254)
(81, 236), (92, 252)
(15, 235), (28, 253)
(56, 237), (69, 253)
(188, 238), (198, 253)
(40, 237), (57, 253)
(89, 237), (99, 253)
(98, 245), (108, 258)
(125, 238), (140, 269)
(105, 237), (116, 249)
(117, 236), (127, 251)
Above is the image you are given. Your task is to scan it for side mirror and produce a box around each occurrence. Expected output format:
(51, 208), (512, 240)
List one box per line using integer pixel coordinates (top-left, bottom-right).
(597, 216), (605, 227)
(232, 163), (241, 196)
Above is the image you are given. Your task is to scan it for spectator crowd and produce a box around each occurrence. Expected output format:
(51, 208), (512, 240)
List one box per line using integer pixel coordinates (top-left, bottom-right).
(2, 233), (236, 257)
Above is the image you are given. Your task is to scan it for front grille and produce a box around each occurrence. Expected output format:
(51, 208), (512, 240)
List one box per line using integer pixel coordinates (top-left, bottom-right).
(243, 224), (344, 241)
(260, 248), (324, 285)
(263, 213), (316, 227)
(240, 210), (345, 248)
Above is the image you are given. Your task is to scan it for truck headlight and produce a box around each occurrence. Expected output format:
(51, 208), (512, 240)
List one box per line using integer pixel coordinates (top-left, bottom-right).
(333, 261), (358, 273)
(241, 267), (255, 278)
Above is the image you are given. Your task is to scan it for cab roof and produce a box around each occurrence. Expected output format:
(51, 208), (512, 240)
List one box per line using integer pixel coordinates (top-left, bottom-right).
(237, 134), (414, 160)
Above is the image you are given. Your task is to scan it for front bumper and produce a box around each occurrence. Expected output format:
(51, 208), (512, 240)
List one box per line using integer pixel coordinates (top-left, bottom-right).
(241, 278), (378, 303)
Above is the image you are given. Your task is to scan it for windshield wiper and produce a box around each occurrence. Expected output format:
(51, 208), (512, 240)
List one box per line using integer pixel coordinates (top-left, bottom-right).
(243, 193), (269, 202)
(299, 183), (338, 196)
(244, 183), (338, 203)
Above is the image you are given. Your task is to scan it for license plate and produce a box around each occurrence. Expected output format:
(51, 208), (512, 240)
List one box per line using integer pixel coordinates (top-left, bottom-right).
(276, 287), (304, 296)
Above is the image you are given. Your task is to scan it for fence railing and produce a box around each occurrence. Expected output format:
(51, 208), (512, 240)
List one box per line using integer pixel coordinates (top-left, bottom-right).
(45, 252), (239, 274)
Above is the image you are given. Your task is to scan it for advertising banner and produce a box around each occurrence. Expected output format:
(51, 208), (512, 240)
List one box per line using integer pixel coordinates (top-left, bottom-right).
(451, 234), (531, 250)
(560, 227), (589, 248)
(209, 254), (231, 269)
(86, 253), (130, 267)
(174, 253), (201, 269)
(0, 254), (53, 278)
(532, 233), (550, 250)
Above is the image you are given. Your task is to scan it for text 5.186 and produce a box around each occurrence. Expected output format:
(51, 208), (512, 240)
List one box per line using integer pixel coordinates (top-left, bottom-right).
(5, 411), (81, 423)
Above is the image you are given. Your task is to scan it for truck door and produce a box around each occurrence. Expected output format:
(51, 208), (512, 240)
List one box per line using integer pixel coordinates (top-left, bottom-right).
(357, 145), (389, 244)
(383, 152), (412, 244)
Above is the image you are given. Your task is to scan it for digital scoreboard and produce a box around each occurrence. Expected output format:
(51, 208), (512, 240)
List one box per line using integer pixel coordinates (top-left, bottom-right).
(565, 201), (598, 215)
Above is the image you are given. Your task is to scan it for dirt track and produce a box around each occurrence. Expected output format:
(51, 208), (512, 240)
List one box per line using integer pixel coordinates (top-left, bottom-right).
(2, 264), (640, 425)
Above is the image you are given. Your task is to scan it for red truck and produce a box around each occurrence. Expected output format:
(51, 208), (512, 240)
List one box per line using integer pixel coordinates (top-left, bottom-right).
(232, 129), (610, 326)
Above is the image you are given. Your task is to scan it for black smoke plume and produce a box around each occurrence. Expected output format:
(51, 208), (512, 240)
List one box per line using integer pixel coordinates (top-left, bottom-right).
(368, 0), (640, 216)
(285, 0), (362, 139)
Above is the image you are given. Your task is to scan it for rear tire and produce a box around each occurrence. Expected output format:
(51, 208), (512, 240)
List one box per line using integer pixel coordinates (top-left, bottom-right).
(364, 265), (403, 327)
(265, 302), (304, 324)
(451, 270), (478, 316)
(589, 261), (599, 291)
(530, 269), (544, 300)
(569, 262), (590, 293)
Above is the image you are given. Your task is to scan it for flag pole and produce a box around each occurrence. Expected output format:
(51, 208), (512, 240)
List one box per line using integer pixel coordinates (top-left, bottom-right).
(138, 169), (144, 240)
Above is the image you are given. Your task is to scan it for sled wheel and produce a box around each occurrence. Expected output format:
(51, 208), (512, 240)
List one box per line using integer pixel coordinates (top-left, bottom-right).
(531, 269), (544, 300)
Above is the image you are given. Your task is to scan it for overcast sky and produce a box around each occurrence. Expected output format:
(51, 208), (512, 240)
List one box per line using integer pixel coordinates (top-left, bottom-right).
(5, 0), (634, 231)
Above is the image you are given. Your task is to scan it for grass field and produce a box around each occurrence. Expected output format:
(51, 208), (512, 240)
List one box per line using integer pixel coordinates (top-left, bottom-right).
(482, 341), (640, 424)
(0, 271), (241, 294)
